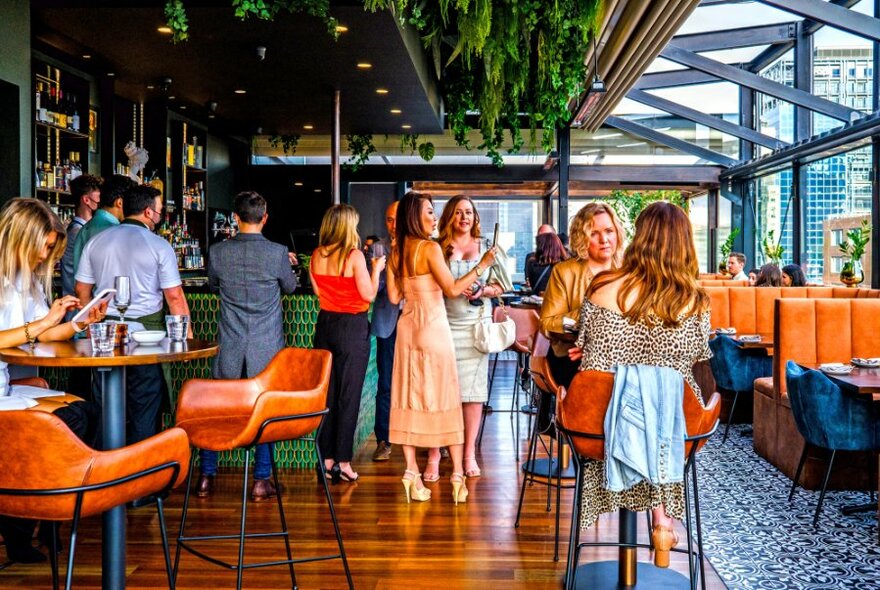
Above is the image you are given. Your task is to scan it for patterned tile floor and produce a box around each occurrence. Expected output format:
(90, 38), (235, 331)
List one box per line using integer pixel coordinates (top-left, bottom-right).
(698, 425), (880, 589)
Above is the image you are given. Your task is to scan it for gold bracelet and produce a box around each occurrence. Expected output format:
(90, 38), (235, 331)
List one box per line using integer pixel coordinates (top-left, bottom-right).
(23, 321), (35, 345)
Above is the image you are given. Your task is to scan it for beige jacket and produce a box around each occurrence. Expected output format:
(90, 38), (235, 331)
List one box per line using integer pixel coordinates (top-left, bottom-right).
(539, 258), (594, 357)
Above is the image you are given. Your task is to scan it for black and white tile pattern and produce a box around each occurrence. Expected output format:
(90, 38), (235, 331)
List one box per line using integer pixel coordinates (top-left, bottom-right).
(698, 425), (880, 589)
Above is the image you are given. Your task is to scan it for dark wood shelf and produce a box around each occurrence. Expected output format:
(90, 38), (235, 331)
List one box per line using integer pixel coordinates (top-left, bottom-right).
(35, 120), (89, 139)
(36, 187), (71, 196)
(186, 165), (207, 173)
(183, 207), (205, 213)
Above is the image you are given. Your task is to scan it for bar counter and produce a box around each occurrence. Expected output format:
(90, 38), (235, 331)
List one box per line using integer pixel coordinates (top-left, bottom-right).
(42, 292), (377, 468)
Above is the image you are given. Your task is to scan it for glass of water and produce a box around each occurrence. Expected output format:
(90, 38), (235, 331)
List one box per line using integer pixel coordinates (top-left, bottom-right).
(89, 323), (115, 354)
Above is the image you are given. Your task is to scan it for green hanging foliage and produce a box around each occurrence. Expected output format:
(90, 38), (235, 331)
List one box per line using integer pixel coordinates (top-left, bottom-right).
(163, 0), (339, 43)
(268, 134), (301, 155)
(345, 134), (377, 171)
(367, 0), (603, 167)
(607, 189), (688, 241)
(418, 141), (435, 162)
(400, 133), (420, 154)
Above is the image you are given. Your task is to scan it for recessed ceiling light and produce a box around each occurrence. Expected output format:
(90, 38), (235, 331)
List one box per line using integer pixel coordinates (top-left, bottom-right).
(303, 124), (314, 130)
(375, 88), (389, 95)
(335, 25), (349, 33)
(168, 96), (176, 100)
(179, 105), (187, 110)
(314, 188), (322, 192)
(401, 124), (411, 129)
(294, 182), (303, 186)
(357, 62), (372, 69)
(146, 85), (155, 89)
(208, 114), (215, 119)
(107, 72), (115, 77)
(234, 89), (247, 94)
(82, 54), (91, 60)
(390, 108), (402, 114)
(157, 26), (173, 34)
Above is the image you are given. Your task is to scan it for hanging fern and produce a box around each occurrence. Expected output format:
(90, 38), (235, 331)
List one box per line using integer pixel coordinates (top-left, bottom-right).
(268, 134), (301, 155)
(367, 0), (603, 166)
(345, 134), (376, 171)
(164, 0), (339, 42)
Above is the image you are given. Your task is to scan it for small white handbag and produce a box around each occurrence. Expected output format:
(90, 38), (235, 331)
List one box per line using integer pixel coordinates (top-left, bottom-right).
(474, 300), (516, 353)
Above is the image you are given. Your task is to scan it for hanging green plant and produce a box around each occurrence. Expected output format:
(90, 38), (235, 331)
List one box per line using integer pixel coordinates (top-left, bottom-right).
(163, 0), (339, 43)
(346, 133), (376, 171)
(400, 133), (419, 155)
(268, 134), (302, 155)
(418, 141), (435, 162)
(366, 0), (603, 167)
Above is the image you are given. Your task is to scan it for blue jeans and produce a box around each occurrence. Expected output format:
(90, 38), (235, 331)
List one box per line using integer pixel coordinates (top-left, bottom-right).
(200, 444), (273, 481)
(374, 327), (396, 443)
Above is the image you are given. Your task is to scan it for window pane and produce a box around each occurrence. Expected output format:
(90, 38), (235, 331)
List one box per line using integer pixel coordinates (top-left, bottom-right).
(803, 146), (872, 285)
(433, 198), (540, 283)
(755, 168), (794, 267)
(689, 195), (708, 273)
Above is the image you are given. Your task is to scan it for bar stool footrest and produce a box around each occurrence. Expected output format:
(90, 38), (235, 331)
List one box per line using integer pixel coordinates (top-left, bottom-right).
(177, 537), (343, 571)
(573, 561), (690, 589)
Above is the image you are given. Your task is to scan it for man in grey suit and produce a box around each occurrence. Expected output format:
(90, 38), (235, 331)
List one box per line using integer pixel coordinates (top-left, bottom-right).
(370, 200), (399, 461)
(197, 191), (298, 501)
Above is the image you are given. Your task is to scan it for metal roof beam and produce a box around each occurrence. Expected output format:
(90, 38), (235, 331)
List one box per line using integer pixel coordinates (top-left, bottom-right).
(634, 68), (722, 89)
(661, 44), (862, 121)
(605, 115), (739, 166)
(672, 22), (797, 52)
(757, 0), (880, 43)
(626, 88), (789, 149)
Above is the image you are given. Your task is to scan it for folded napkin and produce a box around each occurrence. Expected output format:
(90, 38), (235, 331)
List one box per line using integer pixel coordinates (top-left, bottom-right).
(10, 384), (65, 399)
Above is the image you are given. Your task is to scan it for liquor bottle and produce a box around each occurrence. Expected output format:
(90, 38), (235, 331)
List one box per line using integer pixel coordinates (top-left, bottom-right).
(38, 84), (49, 123)
(70, 94), (80, 132)
(44, 162), (55, 190)
(47, 86), (57, 125)
(35, 83), (41, 121)
(56, 89), (68, 129)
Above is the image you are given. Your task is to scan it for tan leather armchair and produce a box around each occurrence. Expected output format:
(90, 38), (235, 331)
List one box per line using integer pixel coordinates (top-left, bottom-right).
(0, 410), (189, 590)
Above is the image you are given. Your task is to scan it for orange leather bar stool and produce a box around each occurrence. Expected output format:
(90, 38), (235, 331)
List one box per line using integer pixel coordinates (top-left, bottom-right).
(557, 370), (720, 590)
(514, 333), (576, 562)
(0, 411), (190, 590)
(172, 347), (352, 590)
(482, 305), (541, 453)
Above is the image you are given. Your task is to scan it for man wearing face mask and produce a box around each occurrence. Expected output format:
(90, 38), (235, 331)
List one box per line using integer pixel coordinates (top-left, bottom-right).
(60, 174), (102, 297)
(75, 184), (192, 447)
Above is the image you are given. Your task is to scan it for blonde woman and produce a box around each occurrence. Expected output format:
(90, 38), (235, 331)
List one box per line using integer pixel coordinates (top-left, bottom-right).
(539, 203), (625, 387)
(310, 204), (385, 483)
(435, 195), (511, 480)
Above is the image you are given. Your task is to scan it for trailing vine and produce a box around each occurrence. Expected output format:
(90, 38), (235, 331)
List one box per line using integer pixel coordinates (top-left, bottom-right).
(268, 134), (301, 155)
(345, 134), (376, 171)
(400, 133), (435, 162)
(608, 189), (688, 241)
(366, 0), (603, 166)
(163, 0), (339, 43)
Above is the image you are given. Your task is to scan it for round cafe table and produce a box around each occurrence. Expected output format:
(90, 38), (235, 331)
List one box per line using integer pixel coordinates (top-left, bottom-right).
(0, 338), (218, 590)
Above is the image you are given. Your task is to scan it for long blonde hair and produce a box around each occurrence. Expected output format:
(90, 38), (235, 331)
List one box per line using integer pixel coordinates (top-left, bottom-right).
(587, 201), (708, 327)
(318, 204), (361, 275)
(0, 198), (66, 301)
(437, 195), (481, 259)
(569, 202), (625, 265)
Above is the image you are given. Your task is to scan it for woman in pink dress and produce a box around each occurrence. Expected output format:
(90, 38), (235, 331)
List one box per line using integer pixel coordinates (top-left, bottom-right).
(386, 192), (495, 504)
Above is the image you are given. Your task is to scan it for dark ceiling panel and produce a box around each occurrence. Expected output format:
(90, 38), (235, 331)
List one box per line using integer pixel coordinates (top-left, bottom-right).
(32, 4), (443, 136)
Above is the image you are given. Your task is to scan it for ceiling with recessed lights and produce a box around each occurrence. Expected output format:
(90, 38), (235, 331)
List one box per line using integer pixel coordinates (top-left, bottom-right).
(31, 2), (443, 137)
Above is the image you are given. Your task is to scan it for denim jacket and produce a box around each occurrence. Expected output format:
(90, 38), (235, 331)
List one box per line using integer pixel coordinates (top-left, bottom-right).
(604, 364), (686, 492)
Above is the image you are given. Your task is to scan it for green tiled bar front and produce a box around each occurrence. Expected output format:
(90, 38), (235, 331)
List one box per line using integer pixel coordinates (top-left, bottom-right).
(43, 294), (378, 469)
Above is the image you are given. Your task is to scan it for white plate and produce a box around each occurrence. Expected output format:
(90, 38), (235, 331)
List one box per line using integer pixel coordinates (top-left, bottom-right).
(819, 363), (854, 375)
(714, 327), (737, 335)
(851, 357), (880, 368)
(131, 330), (165, 345)
(738, 335), (762, 343)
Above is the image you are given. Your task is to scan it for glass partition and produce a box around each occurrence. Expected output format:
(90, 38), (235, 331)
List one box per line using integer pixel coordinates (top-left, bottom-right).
(755, 168), (794, 267)
(689, 194), (709, 273)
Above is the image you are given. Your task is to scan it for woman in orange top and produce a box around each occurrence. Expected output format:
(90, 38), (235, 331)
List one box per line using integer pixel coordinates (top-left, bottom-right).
(311, 204), (385, 483)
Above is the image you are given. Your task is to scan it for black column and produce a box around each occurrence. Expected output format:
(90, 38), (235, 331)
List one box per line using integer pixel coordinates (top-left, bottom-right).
(558, 127), (570, 236)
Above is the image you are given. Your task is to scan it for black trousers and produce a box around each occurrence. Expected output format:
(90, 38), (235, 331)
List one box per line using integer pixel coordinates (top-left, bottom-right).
(313, 310), (370, 464)
(92, 364), (166, 448)
(0, 402), (97, 561)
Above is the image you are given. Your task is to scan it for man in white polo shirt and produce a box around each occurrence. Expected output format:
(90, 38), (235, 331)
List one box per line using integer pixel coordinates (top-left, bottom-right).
(75, 184), (192, 445)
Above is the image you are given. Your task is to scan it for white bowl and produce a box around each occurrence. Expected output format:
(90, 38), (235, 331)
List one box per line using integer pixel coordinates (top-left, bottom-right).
(131, 330), (165, 345)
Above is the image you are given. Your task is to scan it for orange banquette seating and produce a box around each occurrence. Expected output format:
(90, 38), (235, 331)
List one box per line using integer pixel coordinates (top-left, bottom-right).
(759, 298), (880, 489)
(697, 279), (749, 287)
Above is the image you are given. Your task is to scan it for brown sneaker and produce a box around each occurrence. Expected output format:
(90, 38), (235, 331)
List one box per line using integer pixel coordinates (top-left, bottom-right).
(251, 478), (279, 502)
(372, 441), (392, 462)
(195, 474), (214, 498)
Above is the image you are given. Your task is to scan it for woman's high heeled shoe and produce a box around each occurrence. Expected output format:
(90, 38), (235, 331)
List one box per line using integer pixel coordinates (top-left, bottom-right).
(651, 526), (679, 568)
(450, 473), (468, 505)
(401, 470), (431, 503)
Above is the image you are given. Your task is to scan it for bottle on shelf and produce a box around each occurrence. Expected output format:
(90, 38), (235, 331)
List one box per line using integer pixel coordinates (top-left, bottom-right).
(70, 94), (80, 132)
(56, 89), (68, 129)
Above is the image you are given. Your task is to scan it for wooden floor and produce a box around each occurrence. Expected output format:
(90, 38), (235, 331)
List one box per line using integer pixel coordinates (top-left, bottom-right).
(1, 363), (727, 589)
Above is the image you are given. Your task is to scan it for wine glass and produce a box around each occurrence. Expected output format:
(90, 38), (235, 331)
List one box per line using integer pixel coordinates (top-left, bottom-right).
(114, 276), (131, 324)
(371, 243), (386, 258)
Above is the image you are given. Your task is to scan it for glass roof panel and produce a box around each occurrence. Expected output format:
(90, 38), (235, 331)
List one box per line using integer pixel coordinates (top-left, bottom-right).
(676, 2), (798, 35)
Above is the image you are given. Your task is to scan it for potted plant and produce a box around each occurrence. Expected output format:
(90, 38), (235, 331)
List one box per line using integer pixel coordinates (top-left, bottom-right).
(762, 230), (784, 266)
(838, 219), (871, 287)
(718, 228), (741, 275)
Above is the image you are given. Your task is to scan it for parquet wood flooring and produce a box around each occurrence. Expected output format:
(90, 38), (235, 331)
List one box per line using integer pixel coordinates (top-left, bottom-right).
(0, 361), (727, 589)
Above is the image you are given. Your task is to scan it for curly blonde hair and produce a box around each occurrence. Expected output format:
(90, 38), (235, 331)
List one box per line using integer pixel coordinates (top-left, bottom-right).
(569, 202), (625, 265)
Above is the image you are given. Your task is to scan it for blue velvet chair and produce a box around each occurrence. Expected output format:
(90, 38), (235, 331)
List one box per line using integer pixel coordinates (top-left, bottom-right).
(784, 361), (878, 526)
(708, 334), (773, 442)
